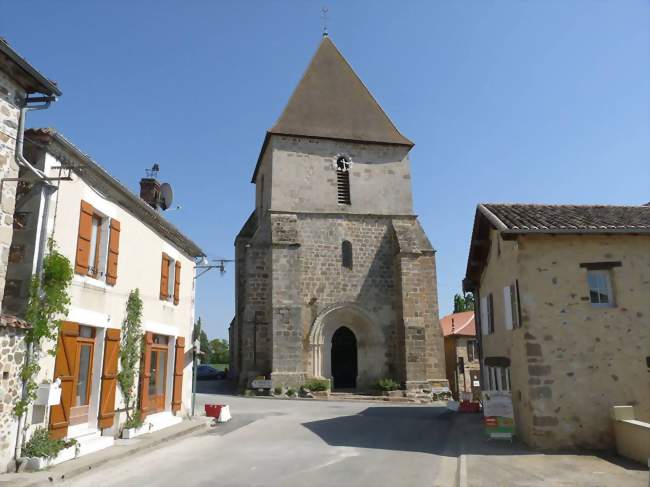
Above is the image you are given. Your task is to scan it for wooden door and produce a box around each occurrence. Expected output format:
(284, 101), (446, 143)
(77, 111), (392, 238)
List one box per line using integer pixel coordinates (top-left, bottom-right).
(50, 322), (80, 439)
(147, 348), (168, 413)
(69, 326), (96, 425)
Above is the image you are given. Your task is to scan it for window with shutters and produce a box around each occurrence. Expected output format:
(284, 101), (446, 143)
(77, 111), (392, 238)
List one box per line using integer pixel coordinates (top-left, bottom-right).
(75, 201), (120, 284)
(336, 155), (351, 205)
(510, 282), (521, 328)
(160, 254), (181, 305)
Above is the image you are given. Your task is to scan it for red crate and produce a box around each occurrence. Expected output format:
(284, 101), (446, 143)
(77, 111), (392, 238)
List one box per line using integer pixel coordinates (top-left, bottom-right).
(205, 404), (223, 418)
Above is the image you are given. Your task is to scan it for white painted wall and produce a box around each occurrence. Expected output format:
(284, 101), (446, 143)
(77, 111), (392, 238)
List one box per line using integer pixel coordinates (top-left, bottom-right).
(29, 150), (196, 435)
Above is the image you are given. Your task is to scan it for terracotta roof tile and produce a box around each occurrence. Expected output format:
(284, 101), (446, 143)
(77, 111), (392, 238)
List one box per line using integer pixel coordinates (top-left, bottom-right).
(440, 311), (475, 337)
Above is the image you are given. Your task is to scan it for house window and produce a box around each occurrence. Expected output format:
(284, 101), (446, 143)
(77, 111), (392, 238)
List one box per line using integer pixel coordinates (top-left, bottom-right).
(336, 155), (351, 205)
(342, 240), (353, 269)
(587, 270), (614, 307)
(162, 256), (177, 301)
(486, 365), (511, 391)
(467, 340), (477, 362)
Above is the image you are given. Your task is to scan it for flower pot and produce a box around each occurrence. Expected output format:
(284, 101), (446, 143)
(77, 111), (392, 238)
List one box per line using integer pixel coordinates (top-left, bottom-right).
(25, 456), (52, 471)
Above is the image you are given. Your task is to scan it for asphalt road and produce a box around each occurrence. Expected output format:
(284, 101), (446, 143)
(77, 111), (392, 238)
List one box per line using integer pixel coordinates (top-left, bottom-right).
(62, 382), (457, 487)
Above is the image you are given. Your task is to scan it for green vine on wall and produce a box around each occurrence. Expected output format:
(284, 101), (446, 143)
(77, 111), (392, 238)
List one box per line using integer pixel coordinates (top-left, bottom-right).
(117, 289), (143, 425)
(14, 240), (73, 418)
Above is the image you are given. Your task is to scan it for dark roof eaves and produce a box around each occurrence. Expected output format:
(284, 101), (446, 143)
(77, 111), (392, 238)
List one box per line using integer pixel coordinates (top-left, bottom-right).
(0, 40), (61, 96)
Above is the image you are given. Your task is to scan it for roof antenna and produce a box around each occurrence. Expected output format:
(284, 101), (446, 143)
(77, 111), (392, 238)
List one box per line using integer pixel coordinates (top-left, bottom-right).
(321, 6), (329, 37)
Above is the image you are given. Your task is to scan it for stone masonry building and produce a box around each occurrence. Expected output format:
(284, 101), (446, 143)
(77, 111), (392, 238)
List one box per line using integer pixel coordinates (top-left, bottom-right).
(0, 38), (60, 472)
(230, 37), (446, 393)
(463, 203), (650, 450)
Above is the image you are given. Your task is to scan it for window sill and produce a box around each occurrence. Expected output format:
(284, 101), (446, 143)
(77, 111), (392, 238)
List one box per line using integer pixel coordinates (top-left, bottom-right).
(74, 274), (109, 291)
(161, 299), (177, 309)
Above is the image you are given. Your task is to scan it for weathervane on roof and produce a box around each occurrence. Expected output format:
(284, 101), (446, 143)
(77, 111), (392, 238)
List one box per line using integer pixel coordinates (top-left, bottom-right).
(321, 6), (329, 37)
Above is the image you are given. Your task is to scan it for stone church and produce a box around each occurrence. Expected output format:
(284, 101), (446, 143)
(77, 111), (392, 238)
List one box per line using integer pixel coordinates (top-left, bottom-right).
(230, 36), (446, 393)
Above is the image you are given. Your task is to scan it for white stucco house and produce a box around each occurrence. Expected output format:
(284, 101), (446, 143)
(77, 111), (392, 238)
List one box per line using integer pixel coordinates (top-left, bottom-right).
(4, 127), (204, 464)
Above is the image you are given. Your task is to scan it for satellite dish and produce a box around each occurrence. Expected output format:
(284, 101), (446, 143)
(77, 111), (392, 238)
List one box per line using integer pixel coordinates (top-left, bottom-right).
(159, 183), (173, 210)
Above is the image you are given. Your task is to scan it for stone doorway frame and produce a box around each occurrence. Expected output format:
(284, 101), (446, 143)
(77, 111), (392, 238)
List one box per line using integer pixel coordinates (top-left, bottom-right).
(308, 303), (385, 387)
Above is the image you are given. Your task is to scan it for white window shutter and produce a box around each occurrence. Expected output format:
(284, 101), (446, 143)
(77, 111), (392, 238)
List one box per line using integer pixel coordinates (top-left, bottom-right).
(480, 296), (488, 335)
(503, 286), (513, 330)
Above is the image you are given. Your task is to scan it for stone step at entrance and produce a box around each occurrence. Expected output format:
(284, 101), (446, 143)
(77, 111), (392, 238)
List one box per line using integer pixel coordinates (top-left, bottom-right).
(327, 392), (421, 403)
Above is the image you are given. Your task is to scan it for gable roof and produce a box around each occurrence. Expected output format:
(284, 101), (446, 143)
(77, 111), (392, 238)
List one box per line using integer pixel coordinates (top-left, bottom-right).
(440, 311), (475, 337)
(480, 204), (650, 235)
(463, 203), (650, 291)
(252, 37), (413, 182)
(0, 38), (61, 96)
(25, 128), (204, 258)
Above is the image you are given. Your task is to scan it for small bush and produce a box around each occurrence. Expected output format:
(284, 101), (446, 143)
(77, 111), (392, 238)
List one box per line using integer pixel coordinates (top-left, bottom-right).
(124, 410), (143, 430)
(376, 378), (401, 392)
(274, 386), (283, 395)
(286, 388), (296, 397)
(302, 379), (330, 392)
(23, 427), (76, 459)
(244, 389), (255, 397)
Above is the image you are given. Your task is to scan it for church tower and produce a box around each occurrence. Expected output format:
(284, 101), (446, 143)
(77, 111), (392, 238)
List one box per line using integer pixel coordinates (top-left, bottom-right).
(231, 37), (447, 395)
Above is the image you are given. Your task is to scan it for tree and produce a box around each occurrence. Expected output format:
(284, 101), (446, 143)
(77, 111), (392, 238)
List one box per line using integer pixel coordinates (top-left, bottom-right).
(453, 292), (475, 313)
(192, 318), (210, 364)
(209, 339), (229, 365)
(117, 289), (143, 424)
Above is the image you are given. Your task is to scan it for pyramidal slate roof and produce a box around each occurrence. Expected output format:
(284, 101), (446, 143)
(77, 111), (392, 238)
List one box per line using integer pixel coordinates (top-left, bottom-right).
(252, 37), (412, 181)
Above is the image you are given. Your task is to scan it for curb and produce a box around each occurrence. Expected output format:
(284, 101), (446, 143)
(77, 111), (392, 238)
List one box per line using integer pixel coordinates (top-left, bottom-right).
(15, 419), (209, 487)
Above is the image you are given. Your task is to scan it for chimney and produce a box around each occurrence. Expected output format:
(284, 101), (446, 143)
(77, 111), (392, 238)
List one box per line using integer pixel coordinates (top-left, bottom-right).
(140, 163), (161, 209)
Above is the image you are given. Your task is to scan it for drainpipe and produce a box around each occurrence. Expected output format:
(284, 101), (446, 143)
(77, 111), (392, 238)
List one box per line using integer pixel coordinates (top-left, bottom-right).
(12, 95), (57, 469)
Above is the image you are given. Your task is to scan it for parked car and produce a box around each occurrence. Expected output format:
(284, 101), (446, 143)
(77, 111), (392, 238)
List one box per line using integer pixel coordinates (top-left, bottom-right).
(196, 364), (223, 380)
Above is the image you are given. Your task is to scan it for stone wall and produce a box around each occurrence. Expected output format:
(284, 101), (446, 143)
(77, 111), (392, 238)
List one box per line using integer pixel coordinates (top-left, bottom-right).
(0, 71), (23, 307)
(479, 229), (650, 449)
(266, 135), (414, 216)
(0, 325), (27, 472)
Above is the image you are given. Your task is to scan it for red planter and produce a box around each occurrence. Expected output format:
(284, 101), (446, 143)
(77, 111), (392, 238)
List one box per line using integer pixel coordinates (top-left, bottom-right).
(205, 404), (223, 418)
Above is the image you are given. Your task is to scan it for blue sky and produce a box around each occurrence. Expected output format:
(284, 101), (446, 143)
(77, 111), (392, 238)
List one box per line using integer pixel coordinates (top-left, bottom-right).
(2, 1), (648, 339)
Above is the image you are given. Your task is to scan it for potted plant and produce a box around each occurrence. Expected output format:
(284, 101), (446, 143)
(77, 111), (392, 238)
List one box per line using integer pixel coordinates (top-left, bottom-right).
(22, 427), (77, 471)
(376, 378), (403, 397)
(302, 379), (331, 398)
(120, 410), (145, 439)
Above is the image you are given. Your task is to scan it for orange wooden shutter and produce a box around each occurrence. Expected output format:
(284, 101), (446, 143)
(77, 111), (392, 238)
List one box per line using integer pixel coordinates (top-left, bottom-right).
(98, 328), (120, 429)
(49, 322), (80, 439)
(171, 337), (185, 414)
(139, 332), (153, 418)
(160, 254), (170, 300)
(75, 201), (94, 275)
(173, 261), (181, 305)
(106, 219), (121, 286)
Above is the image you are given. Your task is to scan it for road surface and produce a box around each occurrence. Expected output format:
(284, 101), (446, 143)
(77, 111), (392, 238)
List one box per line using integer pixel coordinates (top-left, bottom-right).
(62, 384), (456, 487)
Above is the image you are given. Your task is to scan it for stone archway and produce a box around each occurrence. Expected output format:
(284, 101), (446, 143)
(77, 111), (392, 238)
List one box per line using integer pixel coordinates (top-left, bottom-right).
(309, 303), (386, 389)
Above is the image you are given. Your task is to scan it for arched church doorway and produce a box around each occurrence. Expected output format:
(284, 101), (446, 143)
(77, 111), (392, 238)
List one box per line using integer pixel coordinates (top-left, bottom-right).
(331, 326), (357, 389)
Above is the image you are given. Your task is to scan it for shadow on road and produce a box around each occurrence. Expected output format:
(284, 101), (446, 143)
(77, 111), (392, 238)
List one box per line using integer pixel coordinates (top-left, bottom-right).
(303, 406), (456, 455)
(304, 407), (647, 473)
(195, 379), (237, 395)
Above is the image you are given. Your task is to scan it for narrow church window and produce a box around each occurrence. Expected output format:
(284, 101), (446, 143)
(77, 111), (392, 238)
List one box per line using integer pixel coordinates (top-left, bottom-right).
(336, 155), (351, 205)
(342, 240), (353, 269)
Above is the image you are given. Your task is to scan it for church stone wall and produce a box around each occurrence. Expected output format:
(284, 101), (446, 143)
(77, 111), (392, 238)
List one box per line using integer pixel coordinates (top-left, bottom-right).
(296, 214), (400, 385)
(269, 136), (414, 216)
